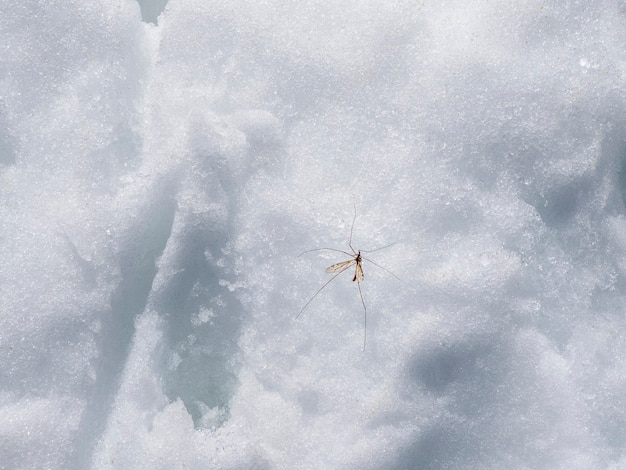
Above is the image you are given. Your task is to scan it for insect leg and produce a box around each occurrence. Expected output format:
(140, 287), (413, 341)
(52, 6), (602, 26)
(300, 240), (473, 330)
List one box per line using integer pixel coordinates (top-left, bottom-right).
(348, 203), (357, 254)
(357, 281), (367, 350)
(297, 270), (346, 319)
(360, 242), (397, 254)
(361, 256), (400, 280)
(298, 247), (354, 258)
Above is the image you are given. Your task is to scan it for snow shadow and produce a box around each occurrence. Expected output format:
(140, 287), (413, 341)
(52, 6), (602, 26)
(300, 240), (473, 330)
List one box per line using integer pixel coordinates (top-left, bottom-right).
(74, 182), (177, 467)
(0, 113), (15, 166)
(151, 204), (242, 428)
(393, 331), (512, 469)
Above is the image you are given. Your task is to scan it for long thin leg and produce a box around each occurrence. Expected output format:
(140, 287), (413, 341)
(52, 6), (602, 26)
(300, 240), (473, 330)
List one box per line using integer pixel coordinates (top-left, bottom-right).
(360, 242), (397, 253)
(349, 203), (357, 253)
(298, 247), (354, 257)
(297, 269), (347, 319)
(357, 281), (367, 350)
(361, 256), (400, 280)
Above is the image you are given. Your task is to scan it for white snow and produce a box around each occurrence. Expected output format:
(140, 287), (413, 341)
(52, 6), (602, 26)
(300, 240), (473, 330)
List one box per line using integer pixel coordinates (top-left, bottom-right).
(2, 0), (626, 468)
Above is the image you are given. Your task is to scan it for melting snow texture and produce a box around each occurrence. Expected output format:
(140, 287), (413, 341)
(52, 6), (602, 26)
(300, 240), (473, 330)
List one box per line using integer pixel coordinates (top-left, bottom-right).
(2, 1), (626, 469)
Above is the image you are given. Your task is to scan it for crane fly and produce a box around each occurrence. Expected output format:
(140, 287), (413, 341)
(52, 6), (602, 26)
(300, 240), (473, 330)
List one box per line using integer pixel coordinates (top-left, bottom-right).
(297, 206), (398, 350)
(326, 253), (364, 282)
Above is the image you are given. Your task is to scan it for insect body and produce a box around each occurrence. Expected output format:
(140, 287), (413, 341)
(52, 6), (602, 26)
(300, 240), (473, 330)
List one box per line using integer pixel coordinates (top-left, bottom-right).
(326, 251), (363, 282)
(297, 207), (397, 349)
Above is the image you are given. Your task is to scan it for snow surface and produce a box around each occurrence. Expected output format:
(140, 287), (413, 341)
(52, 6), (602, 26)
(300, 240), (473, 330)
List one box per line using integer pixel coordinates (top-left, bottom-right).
(2, 0), (626, 468)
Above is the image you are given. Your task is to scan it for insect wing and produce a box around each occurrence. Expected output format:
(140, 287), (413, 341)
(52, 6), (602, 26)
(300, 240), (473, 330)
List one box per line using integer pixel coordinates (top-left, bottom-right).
(326, 259), (356, 274)
(354, 261), (364, 282)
